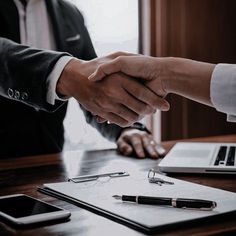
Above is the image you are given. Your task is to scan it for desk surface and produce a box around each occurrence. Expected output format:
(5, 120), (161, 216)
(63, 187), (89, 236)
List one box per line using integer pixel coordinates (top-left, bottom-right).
(1, 135), (236, 236)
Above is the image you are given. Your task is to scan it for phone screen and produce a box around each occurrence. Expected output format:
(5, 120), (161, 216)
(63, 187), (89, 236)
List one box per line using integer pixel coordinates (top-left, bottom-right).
(0, 195), (62, 218)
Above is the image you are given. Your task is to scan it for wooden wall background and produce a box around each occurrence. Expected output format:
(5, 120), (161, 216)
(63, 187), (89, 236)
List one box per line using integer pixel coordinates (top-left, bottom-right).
(139, 0), (236, 140)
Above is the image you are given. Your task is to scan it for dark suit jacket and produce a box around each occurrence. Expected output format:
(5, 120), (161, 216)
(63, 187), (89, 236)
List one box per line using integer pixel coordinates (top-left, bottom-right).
(0, 0), (124, 157)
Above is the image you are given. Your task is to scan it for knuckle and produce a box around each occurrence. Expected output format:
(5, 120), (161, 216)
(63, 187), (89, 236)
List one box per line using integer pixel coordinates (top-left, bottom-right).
(134, 143), (141, 149)
(116, 55), (124, 61)
(116, 56), (126, 66)
(110, 51), (123, 58)
(95, 97), (110, 111)
(115, 51), (124, 57)
(96, 64), (104, 72)
(97, 99), (105, 108)
(141, 133), (148, 139)
(106, 88), (116, 98)
(117, 140), (124, 148)
(134, 104), (144, 114)
(132, 134), (141, 140)
(135, 90), (143, 100)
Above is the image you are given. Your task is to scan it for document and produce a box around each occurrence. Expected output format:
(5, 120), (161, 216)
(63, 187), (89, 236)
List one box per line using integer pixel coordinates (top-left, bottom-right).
(39, 171), (236, 233)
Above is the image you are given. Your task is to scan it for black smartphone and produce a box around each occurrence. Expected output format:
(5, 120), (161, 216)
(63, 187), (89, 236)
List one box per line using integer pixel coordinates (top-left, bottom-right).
(0, 194), (71, 226)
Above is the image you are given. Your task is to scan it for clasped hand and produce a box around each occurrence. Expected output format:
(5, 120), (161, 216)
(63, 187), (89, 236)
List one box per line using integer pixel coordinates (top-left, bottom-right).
(57, 52), (169, 127)
(88, 52), (171, 124)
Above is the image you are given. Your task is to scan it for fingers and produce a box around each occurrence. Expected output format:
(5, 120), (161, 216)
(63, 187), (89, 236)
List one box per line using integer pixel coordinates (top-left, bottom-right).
(142, 136), (159, 159)
(89, 53), (137, 81)
(92, 74), (155, 124)
(96, 116), (107, 123)
(99, 112), (132, 127)
(117, 129), (145, 158)
(95, 103), (144, 127)
(96, 109), (139, 127)
(119, 91), (154, 116)
(117, 140), (133, 156)
(89, 59), (122, 81)
(89, 55), (139, 81)
(123, 79), (170, 111)
(106, 51), (138, 60)
(117, 129), (166, 159)
(125, 134), (145, 158)
(89, 55), (156, 82)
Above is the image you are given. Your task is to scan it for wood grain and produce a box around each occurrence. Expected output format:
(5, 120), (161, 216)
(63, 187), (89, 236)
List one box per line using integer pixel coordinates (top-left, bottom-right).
(1, 135), (236, 235)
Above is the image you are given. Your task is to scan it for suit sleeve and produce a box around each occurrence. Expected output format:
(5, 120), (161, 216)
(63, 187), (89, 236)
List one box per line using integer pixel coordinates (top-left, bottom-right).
(81, 106), (125, 141)
(0, 37), (70, 111)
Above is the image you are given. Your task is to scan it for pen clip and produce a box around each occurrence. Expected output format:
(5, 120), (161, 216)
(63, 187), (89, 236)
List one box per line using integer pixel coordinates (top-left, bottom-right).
(148, 169), (174, 185)
(149, 177), (174, 185)
(68, 171), (129, 183)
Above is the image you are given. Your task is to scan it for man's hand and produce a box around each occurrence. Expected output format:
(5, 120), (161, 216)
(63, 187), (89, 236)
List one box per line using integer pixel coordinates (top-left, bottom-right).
(57, 54), (168, 127)
(117, 129), (166, 158)
(89, 55), (170, 111)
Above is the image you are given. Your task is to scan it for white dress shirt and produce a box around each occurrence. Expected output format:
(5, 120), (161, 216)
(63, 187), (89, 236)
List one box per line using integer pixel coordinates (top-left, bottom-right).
(13, 0), (73, 105)
(211, 64), (236, 122)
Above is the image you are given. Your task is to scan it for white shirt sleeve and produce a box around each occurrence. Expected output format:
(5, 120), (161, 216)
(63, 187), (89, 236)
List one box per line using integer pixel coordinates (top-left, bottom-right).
(210, 63), (236, 122)
(46, 56), (74, 105)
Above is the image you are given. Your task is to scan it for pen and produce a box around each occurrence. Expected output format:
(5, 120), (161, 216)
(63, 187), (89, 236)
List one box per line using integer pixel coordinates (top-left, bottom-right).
(112, 195), (217, 210)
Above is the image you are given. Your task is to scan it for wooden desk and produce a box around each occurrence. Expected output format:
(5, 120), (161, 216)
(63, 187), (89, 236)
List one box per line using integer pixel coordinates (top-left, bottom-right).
(1, 135), (236, 236)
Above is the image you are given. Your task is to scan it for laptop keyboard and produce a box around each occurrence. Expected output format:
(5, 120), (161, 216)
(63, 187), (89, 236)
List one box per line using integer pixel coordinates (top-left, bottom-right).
(214, 146), (235, 166)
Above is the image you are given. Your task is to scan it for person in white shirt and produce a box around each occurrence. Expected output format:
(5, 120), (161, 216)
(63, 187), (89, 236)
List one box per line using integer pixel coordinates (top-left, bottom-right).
(89, 55), (236, 121)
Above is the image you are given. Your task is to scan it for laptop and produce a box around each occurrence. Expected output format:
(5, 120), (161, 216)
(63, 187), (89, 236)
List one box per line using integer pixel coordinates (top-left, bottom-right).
(158, 142), (236, 174)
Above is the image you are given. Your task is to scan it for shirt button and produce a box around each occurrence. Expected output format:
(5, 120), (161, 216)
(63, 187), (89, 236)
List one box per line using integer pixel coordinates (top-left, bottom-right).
(7, 88), (14, 98)
(14, 90), (20, 99)
(21, 92), (28, 100)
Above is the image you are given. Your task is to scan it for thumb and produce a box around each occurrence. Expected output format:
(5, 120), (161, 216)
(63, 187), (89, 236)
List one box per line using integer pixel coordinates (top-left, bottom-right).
(88, 59), (121, 81)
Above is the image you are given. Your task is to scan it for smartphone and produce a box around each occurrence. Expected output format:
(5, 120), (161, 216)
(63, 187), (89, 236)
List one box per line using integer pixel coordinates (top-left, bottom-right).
(0, 194), (71, 226)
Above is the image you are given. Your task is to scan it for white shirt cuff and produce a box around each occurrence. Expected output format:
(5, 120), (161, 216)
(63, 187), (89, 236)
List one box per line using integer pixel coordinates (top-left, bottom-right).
(46, 56), (74, 105)
(210, 63), (236, 120)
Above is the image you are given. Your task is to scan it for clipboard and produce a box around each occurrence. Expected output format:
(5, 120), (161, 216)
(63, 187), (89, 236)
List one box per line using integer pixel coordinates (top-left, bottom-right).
(38, 170), (236, 234)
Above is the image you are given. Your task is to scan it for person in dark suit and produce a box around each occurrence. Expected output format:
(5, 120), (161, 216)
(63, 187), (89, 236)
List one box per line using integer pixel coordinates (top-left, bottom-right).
(0, 0), (165, 158)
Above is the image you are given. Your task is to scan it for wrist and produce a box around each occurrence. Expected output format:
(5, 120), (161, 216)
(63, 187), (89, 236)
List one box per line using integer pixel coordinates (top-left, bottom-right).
(161, 57), (195, 94)
(56, 58), (84, 98)
(161, 57), (216, 106)
(160, 57), (181, 94)
(149, 57), (176, 96)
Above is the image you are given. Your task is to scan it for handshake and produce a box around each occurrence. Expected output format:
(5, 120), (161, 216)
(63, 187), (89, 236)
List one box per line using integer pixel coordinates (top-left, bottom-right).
(57, 52), (214, 127)
(57, 52), (170, 127)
